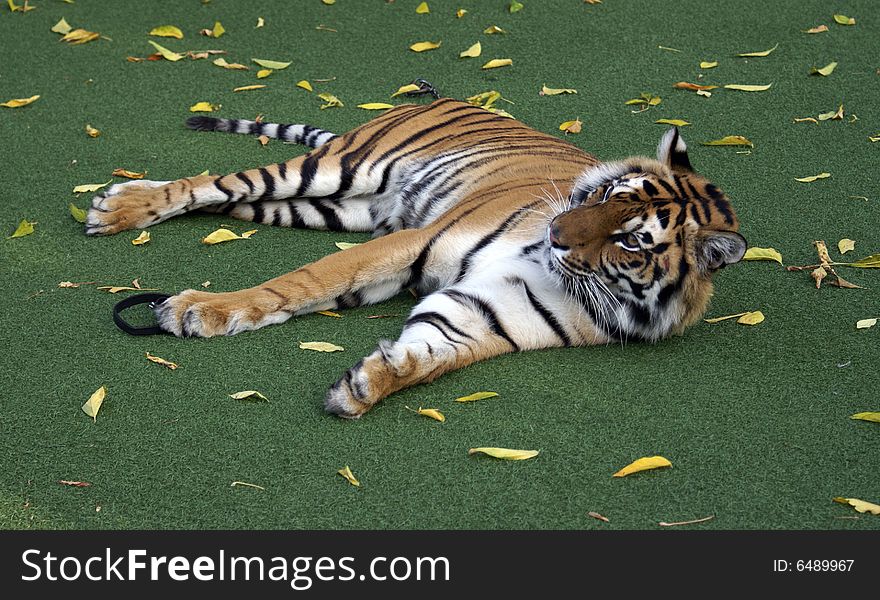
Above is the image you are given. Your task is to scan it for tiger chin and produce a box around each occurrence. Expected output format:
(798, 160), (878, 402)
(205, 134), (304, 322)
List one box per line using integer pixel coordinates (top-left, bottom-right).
(84, 98), (746, 418)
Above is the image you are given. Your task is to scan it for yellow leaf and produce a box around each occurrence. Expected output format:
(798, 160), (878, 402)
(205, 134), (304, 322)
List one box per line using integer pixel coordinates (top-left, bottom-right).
(793, 117), (818, 124)
(69, 204), (87, 223)
(456, 9), (467, 18)
(509, 0), (524, 13)
(724, 84), (772, 92)
(51, 18), (73, 35)
(337, 466), (360, 487)
(736, 43), (779, 57)
(202, 228), (248, 244)
(483, 25), (506, 34)
(229, 390), (268, 401)
(849, 254), (880, 268)
(612, 455), (672, 477)
(559, 119), (582, 134)
(655, 119), (691, 127)
(416, 1), (429, 14)
(61, 29), (101, 45)
(391, 83), (421, 97)
(417, 408), (445, 422)
(818, 104), (844, 121)
(482, 58), (512, 70)
(625, 92), (662, 106)
(810, 62), (837, 76)
(804, 25), (828, 34)
(147, 40), (183, 61)
(322, 0), (336, 4)
(112, 168), (146, 179)
(673, 82), (718, 92)
(703, 312), (749, 323)
(317, 310), (342, 318)
(1, 95), (40, 108)
(299, 341), (344, 353)
(149, 25), (184, 39)
(213, 58), (249, 70)
(838, 239), (855, 254)
(743, 247), (783, 264)
(701, 135), (754, 147)
(318, 93), (343, 109)
(851, 411), (880, 422)
(794, 172), (831, 183)
(833, 497), (879, 514)
(297, 80), (313, 92)
(241, 229), (258, 238)
(252, 58), (291, 70)
(334, 241), (362, 250)
(855, 318), (877, 330)
(189, 101), (218, 112)
(81, 386), (106, 422)
(459, 42), (481, 58)
(8, 220), (35, 239)
(833, 14), (856, 26)
(700, 61), (718, 69)
(146, 352), (178, 370)
(212, 21), (225, 38)
(455, 391), (499, 402)
(85, 124), (101, 137)
(256, 17), (265, 28)
(737, 311), (765, 325)
(73, 181), (111, 193)
(131, 231), (151, 246)
(256, 69), (273, 79)
(541, 84), (577, 96)
(233, 85), (266, 92)
(410, 41), (441, 53)
(468, 447), (539, 460)
(357, 103), (394, 110)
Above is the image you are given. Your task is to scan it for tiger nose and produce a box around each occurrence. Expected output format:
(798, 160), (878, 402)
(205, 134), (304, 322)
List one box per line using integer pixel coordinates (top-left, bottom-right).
(548, 221), (568, 250)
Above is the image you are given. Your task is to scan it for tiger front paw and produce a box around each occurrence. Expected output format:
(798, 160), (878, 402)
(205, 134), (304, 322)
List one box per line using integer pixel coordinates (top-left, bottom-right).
(153, 288), (289, 337)
(84, 179), (173, 236)
(324, 342), (401, 418)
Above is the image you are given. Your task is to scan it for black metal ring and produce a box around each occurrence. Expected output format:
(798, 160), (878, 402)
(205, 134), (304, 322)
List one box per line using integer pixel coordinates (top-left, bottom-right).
(112, 292), (172, 336)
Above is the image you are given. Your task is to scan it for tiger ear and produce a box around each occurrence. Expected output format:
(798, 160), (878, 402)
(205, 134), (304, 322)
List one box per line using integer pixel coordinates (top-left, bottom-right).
(656, 128), (693, 172)
(693, 229), (747, 272)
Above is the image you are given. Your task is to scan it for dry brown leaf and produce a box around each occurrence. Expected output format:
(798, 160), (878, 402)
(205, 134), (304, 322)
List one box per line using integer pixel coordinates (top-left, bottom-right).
(299, 341), (344, 352)
(673, 82), (718, 92)
(112, 168), (146, 180)
(338, 466), (360, 487)
(146, 352), (178, 370)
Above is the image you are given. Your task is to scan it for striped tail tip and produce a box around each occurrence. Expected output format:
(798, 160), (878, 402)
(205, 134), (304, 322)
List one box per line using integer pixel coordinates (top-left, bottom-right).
(185, 116), (226, 132)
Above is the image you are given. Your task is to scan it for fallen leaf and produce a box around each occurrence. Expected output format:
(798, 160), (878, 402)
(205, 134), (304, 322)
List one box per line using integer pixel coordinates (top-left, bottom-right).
(455, 391), (499, 402)
(459, 41), (482, 58)
(85, 124), (100, 137)
(391, 83), (421, 97)
(833, 497), (879, 514)
(202, 228), (251, 244)
(856, 318), (877, 330)
(61, 29), (101, 45)
(1, 95), (40, 108)
(146, 352), (178, 370)
(559, 119), (582, 134)
(252, 58), (290, 70)
(509, 1), (524, 13)
(456, 9), (467, 18)
(315, 24), (337, 33)
(655, 118), (691, 127)
(838, 239), (855, 254)
(737, 311), (765, 325)
(612, 456), (672, 477)
(406, 406), (446, 422)
(338, 466), (360, 487)
(98, 286), (159, 293)
(81, 386), (106, 422)
(658, 515), (715, 527)
(818, 104), (844, 121)
(233, 85), (266, 92)
(229, 390), (268, 401)
(833, 14), (856, 26)
(410, 41), (441, 52)
(482, 58), (512, 70)
(701, 135), (754, 147)
(468, 447), (539, 460)
(416, 1), (429, 14)
(810, 62), (837, 76)
(743, 247), (783, 264)
(700, 61), (718, 69)
(317, 310), (342, 318)
(256, 69), (273, 79)
(334, 241), (362, 250)
(736, 43), (779, 57)
(321, 0), (336, 4)
(811, 265), (828, 288)
(112, 168), (146, 179)
(483, 25), (506, 34)
(149, 25), (183, 39)
(673, 82), (718, 92)
(793, 117), (819, 124)
(211, 21), (225, 38)
(58, 480), (91, 487)
(851, 412), (880, 422)
(794, 172), (831, 183)
(131, 231), (150, 246)
(703, 312), (749, 323)
(296, 80), (313, 92)
(189, 101), (219, 112)
(357, 102), (394, 110)
(201, 281), (211, 288)
(8, 220), (36, 239)
(657, 45), (682, 52)
(7, 0), (36, 12)
(541, 84), (577, 96)
(258, 135), (269, 146)
(318, 92), (343, 109)
(366, 314), (398, 319)
(804, 25), (828, 34)
(696, 89), (713, 98)
(51, 18), (73, 35)
(213, 57), (249, 70)
(299, 341), (344, 353)
(869, 134), (880, 143)
(256, 17), (265, 28)
(147, 40), (183, 61)
(827, 275), (863, 289)
(625, 92), (662, 106)
(73, 181), (112, 193)
(230, 481), (265, 490)
(588, 511), (610, 523)
(69, 203), (87, 223)
(724, 84), (772, 92)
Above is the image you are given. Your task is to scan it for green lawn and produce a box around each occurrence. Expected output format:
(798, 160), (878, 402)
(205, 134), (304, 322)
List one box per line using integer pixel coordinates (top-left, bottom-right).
(1, 0), (878, 530)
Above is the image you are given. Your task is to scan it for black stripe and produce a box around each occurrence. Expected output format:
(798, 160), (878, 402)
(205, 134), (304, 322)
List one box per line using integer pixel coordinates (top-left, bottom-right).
(235, 172), (255, 194)
(277, 161), (287, 181)
(213, 177), (234, 200)
(404, 204), (483, 288)
(295, 145), (331, 196)
(271, 209), (282, 227)
(456, 206), (535, 281)
(642, 180), (659, 196)
(517, 280), (571, 346)
(251, 203), (264, 224)
(287, 201), (306, 228)
(278, 124), (293, 141)
(309, 200), (344, 231)
(441, 290), (520, 352)
(405, 311), (475, 341)
(257, 167), (275, 201)
(300, 125), (315, 145)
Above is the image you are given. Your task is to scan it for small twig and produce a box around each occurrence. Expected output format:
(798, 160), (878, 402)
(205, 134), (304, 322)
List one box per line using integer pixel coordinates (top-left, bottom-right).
(231, 481), (265, 490)
(658, 515), (715, 527)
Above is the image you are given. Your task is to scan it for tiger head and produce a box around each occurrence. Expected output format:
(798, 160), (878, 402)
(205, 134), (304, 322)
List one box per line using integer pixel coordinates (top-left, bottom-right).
(547, 128), (746, 342)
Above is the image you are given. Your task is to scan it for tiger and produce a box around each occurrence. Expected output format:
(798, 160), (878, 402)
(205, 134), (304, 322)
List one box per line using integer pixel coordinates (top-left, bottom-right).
(85, 97), (747, 418)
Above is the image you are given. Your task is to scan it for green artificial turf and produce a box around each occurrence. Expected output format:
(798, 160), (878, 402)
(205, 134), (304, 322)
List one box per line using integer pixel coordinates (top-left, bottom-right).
(1, 0), (878, 530)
